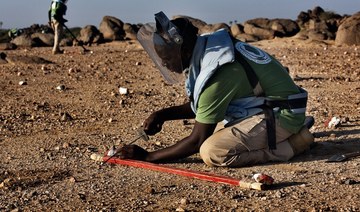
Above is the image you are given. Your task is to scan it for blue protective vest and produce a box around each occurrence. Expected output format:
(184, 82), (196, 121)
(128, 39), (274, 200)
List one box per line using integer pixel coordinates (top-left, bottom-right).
(185, 29), (307, 126)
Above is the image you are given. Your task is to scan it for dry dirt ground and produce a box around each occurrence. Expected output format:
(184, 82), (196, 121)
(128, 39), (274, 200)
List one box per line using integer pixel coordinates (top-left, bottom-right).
(0, 38), (359, 211)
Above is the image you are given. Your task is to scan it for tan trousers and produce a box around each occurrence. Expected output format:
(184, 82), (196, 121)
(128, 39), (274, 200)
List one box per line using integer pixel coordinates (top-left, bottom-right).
(199, 114), (295, 167)
(51, 19), (63, 53)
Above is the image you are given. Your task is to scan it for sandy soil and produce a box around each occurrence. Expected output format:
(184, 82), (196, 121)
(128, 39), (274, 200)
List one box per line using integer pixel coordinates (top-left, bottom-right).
(0, 38), (359, 211)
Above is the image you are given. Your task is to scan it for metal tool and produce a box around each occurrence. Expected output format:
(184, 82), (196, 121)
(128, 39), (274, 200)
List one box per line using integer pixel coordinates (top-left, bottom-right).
(326, 151), (360, 162)
(101, 128), (149, 165)
(61, 22), (90, 53)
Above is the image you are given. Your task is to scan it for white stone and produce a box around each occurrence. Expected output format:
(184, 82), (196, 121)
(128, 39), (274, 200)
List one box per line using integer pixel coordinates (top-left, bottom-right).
(119, 87), (128, 95)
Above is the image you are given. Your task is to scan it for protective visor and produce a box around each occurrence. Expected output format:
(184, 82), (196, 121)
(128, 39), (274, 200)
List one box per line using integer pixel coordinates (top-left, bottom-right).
(137, 12), (184, 84)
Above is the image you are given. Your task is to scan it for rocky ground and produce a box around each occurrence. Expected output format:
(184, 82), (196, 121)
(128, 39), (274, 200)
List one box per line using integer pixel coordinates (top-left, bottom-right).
(0, 38), (359, 211)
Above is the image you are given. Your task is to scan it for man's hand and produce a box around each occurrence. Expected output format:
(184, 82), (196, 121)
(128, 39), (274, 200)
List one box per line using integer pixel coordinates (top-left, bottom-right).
(142, 112), (164, 135)
(142, 102), (195, 136)
(118, 145), (149, 161)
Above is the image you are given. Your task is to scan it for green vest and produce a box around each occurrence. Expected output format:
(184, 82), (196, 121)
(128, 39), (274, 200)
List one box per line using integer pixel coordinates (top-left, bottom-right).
(49, 1), (67, 22)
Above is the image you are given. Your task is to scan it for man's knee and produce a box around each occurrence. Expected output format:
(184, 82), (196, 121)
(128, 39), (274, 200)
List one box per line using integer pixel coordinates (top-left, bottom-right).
(199, 141), (214, 166)
(199, 141), (223, 167)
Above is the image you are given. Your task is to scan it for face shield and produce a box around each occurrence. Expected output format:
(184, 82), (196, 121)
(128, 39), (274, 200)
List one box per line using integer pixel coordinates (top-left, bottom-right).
(137, 11), (184, 84)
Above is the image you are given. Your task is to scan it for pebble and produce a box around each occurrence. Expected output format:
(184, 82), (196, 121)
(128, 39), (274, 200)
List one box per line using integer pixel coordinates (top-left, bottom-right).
(107, 146), (116, 156)
(110, 91), (117, 97)
(56, 85), (66, 91)
(119, 87), (128, 95)
(145, 187), (155, 194)
(19, 80), (27, 85)
(63, 142), (70, 149)
(180, 198), (189, 205)
(69, 177), (76, 183)
(343, 179), (357, 185)
(176, 207), (185, 212)
(60, 112), (73, 121)
(90, 153), (103, 162)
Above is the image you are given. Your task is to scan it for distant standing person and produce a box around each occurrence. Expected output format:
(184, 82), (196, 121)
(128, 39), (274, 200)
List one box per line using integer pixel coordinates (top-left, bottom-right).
(48, 0), (68, 54)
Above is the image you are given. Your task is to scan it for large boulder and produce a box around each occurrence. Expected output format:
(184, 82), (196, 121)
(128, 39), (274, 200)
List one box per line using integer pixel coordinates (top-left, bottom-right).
(60, 37), (73, 47)
(99, 16), (125, 41)
(234, 33), (259, 43)
(297, 11), (311, 26)
(11, 34), (37, 47)
(230, 24), (244, 37)
(31, 32), (54, 46)
(296, 6), (343, 41)
(270, 19), (300, 37)
(172, 15), (207, 32)
(0, 52), (8, 64)
(244, 18), (299, 39)
(123, 23), (138, 40)
(310, 6), (325, 20)
(335, 12), (360, 46)
(0, 43), (17, 50)
(199, 23), (229, 34)
(244, 20), (275, 40)
(79, 25), (103, 45)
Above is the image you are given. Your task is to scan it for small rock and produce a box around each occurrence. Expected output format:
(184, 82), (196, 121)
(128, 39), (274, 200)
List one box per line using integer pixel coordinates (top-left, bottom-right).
(63, 142), (70, 149)
(10, 208), (19, 212)
(326, 116), (341, 128)
(119, 87), (128, 95)
(107, 146), (116, 156)
(145, 187), (155, 194)
(110, 91), (117, 97)
(0, 178), (11, 189)
(180, 198), (189, 205)
(176, 207), (185, 212)
(19, 80), (27, 85)
(69, 177), (76, 183)
(344, 179), (357, 185)
(56, 85), (66, 91)
(60, 112), (73, 121)
(87, 147), (98, 152)
(135, 61), (141, 66)
(45, 153), (53, 160)
(90, 153), (103, 162)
